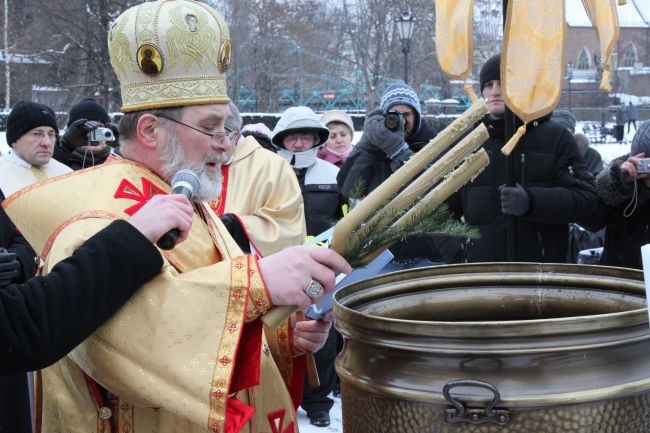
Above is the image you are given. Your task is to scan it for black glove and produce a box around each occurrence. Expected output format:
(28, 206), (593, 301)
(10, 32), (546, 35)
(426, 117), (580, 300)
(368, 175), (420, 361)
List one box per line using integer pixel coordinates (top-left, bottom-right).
(500, 183), (531, 216)
(362, 108), (407, 158)
(0, 248), (20, 287)
(60, 119), (100, 151)
(220, 213), (251, 254)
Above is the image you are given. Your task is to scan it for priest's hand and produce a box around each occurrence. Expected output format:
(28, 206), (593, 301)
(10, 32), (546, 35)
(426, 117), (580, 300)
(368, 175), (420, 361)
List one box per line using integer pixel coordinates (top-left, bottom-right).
(259, 246), (351, 310)
(127, 194), (194, 245)
(290, 312), (333, 354)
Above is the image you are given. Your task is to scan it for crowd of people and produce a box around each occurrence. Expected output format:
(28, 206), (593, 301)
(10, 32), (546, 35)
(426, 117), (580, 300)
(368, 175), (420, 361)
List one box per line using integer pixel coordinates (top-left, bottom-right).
(1, 1), (649, 433)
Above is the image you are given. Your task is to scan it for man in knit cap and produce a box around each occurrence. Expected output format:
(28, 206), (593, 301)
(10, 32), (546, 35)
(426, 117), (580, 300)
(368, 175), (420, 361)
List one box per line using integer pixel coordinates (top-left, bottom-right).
(0, 101), (71, 197)
(338, 82), (441, 270)
(54, 97), (116, 170)
(4, 2), (349, 433)
(442, 53), (598, 263)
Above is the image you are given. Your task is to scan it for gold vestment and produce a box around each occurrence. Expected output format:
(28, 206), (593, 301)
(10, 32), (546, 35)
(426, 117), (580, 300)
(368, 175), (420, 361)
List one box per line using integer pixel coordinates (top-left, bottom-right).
(3, 158), (298, 433)
(210, 136), (306, 257)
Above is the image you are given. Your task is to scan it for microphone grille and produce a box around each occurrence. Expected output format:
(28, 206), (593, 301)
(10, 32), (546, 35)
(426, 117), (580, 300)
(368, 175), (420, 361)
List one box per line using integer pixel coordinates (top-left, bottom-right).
(170, 169), (200, 196)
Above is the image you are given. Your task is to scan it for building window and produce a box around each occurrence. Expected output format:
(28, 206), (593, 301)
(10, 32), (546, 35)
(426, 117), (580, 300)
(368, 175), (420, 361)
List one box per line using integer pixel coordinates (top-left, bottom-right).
(577, 48), (591, 69)
(623, 42), (637, 67)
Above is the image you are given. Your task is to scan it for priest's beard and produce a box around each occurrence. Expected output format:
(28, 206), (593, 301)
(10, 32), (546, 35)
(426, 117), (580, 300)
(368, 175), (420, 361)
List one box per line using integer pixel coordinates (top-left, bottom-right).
(160, 129), (229, 202)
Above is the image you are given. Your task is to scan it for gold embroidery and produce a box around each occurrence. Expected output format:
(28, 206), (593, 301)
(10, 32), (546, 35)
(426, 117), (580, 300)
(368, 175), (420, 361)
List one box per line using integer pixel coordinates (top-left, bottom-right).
(247, 256), (271, 321)
(108, 12), (131, 79)
(167, 3), (219, 71)
(208, 255), (249, 432)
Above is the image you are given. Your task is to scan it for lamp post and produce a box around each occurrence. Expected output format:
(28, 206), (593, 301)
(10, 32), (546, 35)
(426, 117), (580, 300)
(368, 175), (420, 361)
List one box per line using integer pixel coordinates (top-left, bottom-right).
(566, 62), (574, 111)
(395, 5), (416, 84)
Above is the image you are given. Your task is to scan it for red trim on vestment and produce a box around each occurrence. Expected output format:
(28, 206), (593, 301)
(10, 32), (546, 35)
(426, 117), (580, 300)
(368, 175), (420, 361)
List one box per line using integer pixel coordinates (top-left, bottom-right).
(267, 409), (296, 433)
(287, 355), (306, 410)
(114, 177), (167, 215)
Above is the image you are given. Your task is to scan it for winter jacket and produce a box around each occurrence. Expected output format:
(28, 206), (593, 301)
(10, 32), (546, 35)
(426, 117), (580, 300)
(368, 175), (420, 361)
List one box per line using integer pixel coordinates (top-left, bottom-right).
(444, 115), (598, 263)
(53, 143), (111, 171)
(582, 154), (650, 269)
(0, 190), (37, 433)
(296, 159), (345, 236)
(337, 119), (441, 261)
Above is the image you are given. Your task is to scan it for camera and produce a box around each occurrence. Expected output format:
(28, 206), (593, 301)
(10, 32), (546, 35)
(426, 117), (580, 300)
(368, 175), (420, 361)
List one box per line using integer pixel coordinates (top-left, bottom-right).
(90, 127), (115, 142)
(638, 158), (650, 174)
(384, 111), (404, 132)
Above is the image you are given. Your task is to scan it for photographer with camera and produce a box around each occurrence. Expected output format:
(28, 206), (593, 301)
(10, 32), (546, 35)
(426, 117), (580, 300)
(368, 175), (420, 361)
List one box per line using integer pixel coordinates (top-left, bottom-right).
(582, 121), (650, 269)
(337, 82), (441, 270)
(54, 97), (117, 170)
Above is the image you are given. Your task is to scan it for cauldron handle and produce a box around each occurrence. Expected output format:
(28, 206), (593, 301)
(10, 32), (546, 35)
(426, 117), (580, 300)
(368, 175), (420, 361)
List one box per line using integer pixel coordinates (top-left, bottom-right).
(443, 379), (511, 425)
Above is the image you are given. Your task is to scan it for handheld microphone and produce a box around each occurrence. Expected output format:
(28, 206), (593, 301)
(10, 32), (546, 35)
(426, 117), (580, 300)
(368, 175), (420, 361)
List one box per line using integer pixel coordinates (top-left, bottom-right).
(156, 169), (200, 250)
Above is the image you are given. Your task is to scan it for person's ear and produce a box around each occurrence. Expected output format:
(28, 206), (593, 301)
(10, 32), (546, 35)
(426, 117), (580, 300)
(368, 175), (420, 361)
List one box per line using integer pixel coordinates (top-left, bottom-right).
(136, 114), (163, 150)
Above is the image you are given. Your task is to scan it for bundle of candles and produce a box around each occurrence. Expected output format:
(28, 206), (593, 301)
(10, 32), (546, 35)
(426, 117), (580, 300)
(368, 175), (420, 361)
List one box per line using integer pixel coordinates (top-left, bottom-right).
(263, 98), (491, 330)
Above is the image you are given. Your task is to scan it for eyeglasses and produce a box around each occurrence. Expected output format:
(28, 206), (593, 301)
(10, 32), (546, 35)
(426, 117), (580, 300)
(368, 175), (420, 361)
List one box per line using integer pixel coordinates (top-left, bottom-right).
(284, 134), (316, 145)
(158, 115), (236, 144)
(28, 130), (58, 142)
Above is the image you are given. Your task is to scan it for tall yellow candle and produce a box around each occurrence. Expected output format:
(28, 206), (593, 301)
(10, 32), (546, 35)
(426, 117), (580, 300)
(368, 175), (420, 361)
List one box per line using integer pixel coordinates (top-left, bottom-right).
(331, 99), (488, 256)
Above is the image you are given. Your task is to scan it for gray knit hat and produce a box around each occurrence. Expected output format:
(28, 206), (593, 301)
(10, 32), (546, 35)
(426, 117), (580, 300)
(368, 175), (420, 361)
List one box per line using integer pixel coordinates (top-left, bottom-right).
(551, 109), (577, 134)
(631, 120), (650, 156)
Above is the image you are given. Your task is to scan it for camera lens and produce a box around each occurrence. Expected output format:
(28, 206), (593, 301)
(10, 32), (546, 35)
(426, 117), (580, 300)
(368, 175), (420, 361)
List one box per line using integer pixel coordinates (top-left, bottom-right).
(384, 113), (401, 132)
(103, 130), (112, 138)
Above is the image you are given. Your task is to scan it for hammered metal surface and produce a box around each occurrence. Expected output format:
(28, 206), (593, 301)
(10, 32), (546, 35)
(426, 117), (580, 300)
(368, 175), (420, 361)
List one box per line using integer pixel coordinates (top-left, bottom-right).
(341, 382), (650, 433)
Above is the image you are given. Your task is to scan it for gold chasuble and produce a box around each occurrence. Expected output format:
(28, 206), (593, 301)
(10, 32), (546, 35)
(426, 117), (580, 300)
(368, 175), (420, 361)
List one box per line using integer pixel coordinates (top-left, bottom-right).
(581, 0), (621, 92)
(210, 136), (306, 257)
(434, 0), (478, 102)
(3, 159), (298, 433)
(501, 0), (565, 155)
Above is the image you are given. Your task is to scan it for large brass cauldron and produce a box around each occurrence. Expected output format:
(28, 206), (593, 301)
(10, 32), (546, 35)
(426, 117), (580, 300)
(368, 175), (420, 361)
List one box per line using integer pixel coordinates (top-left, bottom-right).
(334, 263), (650, 433)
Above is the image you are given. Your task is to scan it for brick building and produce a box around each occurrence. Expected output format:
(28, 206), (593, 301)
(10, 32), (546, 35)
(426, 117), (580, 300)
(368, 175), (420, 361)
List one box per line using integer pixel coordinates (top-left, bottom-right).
(562, 0), (650, 120)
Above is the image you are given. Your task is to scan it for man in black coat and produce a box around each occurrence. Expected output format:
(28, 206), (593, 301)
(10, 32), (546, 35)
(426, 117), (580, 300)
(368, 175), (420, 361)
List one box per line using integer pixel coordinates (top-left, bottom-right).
(337, 82), (441, 268)
(0, 194), (194, 433)
(443, 54), (598, 263)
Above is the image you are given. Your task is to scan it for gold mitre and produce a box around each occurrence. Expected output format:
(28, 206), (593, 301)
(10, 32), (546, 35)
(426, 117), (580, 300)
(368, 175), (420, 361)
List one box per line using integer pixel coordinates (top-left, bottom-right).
(107, 0), (231, 112)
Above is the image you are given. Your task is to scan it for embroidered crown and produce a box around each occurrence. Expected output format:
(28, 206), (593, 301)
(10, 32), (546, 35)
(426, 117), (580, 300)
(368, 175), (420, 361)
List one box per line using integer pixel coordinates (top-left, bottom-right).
(108, 0), (231, 112)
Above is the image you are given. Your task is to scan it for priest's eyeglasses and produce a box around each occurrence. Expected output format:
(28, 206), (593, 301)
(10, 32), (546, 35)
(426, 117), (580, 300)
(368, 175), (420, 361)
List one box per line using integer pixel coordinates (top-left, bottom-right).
(158, 116), (236, 144)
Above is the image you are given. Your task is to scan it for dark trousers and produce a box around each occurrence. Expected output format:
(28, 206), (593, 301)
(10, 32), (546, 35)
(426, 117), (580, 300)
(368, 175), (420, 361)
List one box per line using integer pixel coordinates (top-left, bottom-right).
(628, 120), (637, 132)
(301, 326), (339, 414)
(0, 373), (32, 433)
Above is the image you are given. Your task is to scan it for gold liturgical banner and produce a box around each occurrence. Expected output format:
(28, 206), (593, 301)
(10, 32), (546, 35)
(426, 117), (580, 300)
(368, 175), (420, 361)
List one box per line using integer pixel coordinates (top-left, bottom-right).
(501, 0), (565, 155)
(581, 0), (621, 92)
(434, 0), (478, 102)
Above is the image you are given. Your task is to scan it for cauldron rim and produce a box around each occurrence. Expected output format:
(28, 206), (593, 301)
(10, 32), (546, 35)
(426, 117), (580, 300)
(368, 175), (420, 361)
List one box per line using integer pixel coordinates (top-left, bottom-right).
(334, 262), (648, 348)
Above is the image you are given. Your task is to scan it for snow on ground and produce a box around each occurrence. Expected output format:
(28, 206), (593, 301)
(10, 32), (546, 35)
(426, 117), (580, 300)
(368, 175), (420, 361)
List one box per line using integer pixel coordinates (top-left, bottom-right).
(297, 394), (343, 433)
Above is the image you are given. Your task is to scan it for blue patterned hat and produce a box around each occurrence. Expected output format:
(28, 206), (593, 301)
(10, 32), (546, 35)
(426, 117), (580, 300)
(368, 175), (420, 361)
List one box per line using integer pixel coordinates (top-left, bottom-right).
(379, 83), (421, 134)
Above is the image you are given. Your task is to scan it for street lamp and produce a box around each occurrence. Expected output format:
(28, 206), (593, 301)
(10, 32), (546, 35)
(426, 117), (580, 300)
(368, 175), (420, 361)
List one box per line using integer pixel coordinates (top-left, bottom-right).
(566, 62), (574, 111)
(395, 5), (416, 84)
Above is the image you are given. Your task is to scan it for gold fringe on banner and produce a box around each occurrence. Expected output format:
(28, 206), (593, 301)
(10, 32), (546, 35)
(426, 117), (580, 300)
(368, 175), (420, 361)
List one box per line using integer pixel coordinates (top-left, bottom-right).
(501, 0), (565, 155)
(435, 0), (475, 100)
(581, 0), (621, 93)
